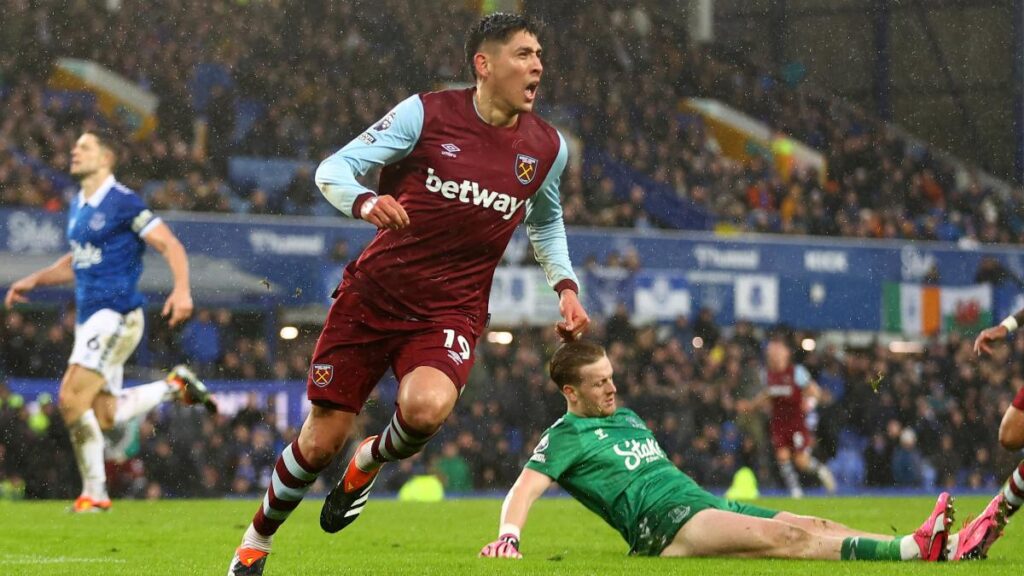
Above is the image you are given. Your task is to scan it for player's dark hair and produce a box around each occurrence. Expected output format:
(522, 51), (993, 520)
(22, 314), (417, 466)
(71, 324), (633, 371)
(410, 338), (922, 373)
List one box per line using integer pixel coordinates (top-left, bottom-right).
(83, 127), (121, 166)
(766, 324), (792, 344)
(550, 341), (606, 388)
(465, 12), (544, 80)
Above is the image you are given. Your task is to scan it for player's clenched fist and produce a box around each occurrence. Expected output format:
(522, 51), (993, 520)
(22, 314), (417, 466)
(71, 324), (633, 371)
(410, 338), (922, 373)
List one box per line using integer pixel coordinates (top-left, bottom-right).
(360, 195), (410, 230)
(478, 534), (522, 559)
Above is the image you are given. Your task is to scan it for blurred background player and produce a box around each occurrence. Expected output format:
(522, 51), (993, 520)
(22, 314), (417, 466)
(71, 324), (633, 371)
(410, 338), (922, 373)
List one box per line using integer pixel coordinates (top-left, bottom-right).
(228, 13), (589, 575)
(3, 129), (215, 513)
(479, 341), (974, 563)
(757, 331), (836, 498)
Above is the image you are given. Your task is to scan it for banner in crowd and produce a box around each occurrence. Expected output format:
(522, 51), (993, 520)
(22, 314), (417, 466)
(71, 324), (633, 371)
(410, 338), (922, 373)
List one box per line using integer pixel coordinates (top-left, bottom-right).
(633, 271), (691, 323)
(49, 58), (159, 138)
(488, 267), (564, 325)
(882, 283), (993, 336)
(3, 208), (1024, 333)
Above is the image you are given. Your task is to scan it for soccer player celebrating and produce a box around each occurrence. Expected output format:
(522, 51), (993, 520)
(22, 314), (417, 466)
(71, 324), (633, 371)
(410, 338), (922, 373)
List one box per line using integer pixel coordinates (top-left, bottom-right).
(3, 129), (215, 513)
(975, 309), (1024, 451)
(961, 309), (1024, 554)
(228, 13), (589, 575)
(757, 332), (836, 498)
(479, 341), (1003, 562)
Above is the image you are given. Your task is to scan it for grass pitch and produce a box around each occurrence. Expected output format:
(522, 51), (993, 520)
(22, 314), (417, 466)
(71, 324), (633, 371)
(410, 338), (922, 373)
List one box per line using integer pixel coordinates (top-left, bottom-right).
(0, 496), (1018, 575)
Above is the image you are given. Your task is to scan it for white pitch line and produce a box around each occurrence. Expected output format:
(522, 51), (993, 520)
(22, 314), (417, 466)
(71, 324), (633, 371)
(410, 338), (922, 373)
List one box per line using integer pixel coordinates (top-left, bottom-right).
(0, 554), (126, 565)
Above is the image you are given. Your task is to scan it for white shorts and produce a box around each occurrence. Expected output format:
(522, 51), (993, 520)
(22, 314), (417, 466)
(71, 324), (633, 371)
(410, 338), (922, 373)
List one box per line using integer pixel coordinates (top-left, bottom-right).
(69, 308), (145, 394)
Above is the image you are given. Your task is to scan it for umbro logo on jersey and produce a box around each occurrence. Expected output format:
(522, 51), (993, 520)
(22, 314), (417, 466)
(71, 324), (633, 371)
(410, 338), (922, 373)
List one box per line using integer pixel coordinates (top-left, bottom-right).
(441, 143), (460, 158)
(424, 167), (525, 221)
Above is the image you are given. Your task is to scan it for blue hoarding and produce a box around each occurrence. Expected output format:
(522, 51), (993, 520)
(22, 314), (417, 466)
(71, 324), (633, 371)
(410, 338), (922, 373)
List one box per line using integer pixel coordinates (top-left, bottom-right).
(3, 208), (1023, 330)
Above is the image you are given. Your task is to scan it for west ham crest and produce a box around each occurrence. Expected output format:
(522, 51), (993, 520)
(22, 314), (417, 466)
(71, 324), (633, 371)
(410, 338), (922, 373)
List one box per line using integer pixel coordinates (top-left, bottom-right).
(515, 154), (539, 185)
(311, 363), (334, 387)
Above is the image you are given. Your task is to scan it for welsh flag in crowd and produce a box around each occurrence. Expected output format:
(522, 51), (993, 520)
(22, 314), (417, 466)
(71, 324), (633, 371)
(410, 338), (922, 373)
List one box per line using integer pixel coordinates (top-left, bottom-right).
(882, 283), (992, 336)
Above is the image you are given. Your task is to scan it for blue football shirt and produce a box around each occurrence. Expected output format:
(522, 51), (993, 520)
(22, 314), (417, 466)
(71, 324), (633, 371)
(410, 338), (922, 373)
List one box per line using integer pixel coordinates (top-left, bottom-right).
(67, 175), (161, 322)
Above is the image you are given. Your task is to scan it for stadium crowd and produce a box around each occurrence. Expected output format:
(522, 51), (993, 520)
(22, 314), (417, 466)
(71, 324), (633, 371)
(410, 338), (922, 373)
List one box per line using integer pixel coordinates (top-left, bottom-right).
(0, 301), (1018, 499)
(3, 1), (1021, 241)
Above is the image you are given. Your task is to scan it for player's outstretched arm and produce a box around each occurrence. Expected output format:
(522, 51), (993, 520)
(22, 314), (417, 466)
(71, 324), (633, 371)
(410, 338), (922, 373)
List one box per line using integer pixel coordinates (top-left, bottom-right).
(805, 380), (825, 402)
(749, 388), (771, 411)
(974, 325), (1008, 356)
(4, 253), (74, 308)
(975, 309), (1024, 355)
(142, 222), (193, 327)
(479, 468), (553, 559)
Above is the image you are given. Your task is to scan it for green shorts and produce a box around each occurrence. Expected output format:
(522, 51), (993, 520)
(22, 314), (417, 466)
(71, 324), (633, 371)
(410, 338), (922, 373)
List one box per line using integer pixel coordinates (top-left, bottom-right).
(629, 476), (778, 557)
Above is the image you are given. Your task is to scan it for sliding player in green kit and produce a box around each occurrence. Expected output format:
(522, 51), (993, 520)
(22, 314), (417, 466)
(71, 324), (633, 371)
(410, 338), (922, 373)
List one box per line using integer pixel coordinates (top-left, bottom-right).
(479, 341), (1004, 562)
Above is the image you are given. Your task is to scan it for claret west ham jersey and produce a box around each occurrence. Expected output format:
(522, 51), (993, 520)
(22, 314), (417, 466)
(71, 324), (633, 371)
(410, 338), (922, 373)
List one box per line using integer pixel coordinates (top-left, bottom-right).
(764, 363), (814, 451)
(315, 88), (578, 332)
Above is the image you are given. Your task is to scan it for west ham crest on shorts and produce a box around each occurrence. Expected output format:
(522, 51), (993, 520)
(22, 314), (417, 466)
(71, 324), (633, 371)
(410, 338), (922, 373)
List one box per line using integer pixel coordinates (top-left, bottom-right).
(311, 363), (334, 387)
(515, 154), (539, 185)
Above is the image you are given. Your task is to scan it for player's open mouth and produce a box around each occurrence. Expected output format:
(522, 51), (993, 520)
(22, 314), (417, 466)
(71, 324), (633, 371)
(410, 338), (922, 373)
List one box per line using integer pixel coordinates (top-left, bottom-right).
(524, 81), (539, 102)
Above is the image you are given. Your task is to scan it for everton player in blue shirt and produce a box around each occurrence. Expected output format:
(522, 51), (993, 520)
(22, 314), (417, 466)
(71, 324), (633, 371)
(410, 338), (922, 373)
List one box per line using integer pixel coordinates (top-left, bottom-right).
(4, 129), (215, 512)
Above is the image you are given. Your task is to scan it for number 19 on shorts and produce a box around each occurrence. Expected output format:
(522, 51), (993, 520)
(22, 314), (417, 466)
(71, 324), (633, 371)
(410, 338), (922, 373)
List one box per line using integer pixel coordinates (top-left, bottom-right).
(443, 329), (471, 362)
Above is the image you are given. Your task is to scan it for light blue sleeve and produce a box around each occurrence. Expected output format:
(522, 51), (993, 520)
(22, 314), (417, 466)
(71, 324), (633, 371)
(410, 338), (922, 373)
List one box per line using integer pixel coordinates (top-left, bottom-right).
(315, 95), (424, 217)
(525, 130), (579, 291)
(794, 365), (812, 388)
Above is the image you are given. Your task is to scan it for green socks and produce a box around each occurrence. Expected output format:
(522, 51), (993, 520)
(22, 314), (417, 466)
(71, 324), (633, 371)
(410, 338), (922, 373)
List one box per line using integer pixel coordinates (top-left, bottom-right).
(840, 537), (903, 561)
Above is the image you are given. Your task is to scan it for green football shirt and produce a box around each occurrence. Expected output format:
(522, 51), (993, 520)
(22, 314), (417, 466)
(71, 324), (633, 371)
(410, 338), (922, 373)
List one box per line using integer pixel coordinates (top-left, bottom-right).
(525, 407), (695, 550)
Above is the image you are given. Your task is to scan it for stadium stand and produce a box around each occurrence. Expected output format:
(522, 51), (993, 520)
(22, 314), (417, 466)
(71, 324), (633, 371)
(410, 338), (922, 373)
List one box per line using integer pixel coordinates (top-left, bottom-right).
(1, 1), (1022, 502)
(3, 1), (1021, 240)
(1, 304), (1017, 497)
